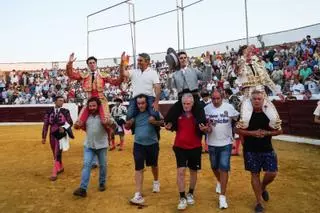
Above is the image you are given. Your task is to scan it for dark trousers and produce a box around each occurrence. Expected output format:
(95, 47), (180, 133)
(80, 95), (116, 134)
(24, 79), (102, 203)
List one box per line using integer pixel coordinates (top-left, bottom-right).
(164, 94), (206, 132)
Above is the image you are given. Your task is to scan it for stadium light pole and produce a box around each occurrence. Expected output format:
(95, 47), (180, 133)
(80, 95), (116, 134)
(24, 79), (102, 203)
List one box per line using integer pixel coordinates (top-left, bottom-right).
(244, 0), (249, 45)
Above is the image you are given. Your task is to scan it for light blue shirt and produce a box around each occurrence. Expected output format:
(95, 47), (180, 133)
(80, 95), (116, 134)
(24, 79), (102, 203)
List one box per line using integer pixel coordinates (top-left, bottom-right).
(265, 62), (273, 71)
(134, 111), (158, 145)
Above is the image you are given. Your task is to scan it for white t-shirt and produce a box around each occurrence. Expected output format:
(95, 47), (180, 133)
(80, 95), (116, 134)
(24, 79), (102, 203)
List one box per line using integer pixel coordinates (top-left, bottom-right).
(128, 67), (160, 97)
(204, 102), (239, 147)
(314, 102), (320, 116)
(306, 81), (319, 94)
(291, 83), (305, 95)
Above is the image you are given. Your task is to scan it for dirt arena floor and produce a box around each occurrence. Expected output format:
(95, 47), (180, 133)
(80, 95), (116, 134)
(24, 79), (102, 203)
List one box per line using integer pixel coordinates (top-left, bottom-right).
(0, 125), (319, 213)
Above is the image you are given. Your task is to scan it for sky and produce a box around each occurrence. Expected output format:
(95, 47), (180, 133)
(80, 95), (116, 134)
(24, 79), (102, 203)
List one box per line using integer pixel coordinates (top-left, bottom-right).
(1, 0), (320, 63)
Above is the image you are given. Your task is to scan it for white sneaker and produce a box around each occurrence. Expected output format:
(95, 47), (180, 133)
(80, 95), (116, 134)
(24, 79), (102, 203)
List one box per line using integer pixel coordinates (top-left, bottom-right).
(219, 195), (228, 209)
(186, 193), (195, 205)
(177, 197), (187, 210)
(216, 182), (221, 194)
(152, 181), (160, 193)
(130, 192), (145, 204)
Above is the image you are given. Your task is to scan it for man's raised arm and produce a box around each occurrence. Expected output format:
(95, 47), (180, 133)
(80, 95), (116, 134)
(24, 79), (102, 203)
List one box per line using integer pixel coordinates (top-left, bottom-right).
(66, 53), (81, 80)
(105, 52), (130, 86)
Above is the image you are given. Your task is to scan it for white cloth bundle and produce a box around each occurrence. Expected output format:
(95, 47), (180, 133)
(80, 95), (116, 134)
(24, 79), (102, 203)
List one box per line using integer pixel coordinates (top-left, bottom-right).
(59, 123), (70, 151)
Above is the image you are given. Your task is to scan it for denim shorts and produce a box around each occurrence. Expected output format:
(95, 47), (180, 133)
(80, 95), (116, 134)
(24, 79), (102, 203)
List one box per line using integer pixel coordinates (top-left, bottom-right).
(244, 151), (278, 173)
(208, 144), (232, 171)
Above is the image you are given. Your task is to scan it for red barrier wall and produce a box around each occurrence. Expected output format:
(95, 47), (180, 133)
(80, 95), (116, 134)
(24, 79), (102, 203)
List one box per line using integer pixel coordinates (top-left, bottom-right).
(0, 101), (319, 139)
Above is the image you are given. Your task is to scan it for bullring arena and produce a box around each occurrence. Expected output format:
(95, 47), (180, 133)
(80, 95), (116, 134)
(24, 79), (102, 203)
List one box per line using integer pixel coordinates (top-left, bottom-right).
(1, 1), (320, 212)
(0, 122), (319, 213)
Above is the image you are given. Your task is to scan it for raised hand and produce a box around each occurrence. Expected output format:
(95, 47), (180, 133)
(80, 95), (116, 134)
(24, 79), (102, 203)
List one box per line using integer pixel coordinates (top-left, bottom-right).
(68, 53), (77, 63)
(120, 52), (130, 66)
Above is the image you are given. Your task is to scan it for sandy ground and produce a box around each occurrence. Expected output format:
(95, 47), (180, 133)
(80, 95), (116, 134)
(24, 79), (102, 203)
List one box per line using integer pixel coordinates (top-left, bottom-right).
(0, 125), (319, 213)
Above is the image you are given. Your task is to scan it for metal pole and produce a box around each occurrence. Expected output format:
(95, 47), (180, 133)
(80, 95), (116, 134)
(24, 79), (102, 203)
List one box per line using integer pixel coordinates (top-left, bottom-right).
(87, 17), (89, 58)
(88, 0), (130, 17)
(176, 0), (180, 52)
(244, 0), (249, 45)
(132, 4), (137, 69)
(181, 0), (185, 50)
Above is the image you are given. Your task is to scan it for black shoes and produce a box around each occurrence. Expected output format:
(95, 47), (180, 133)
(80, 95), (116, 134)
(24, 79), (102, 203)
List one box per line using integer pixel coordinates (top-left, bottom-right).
(254, 203), (264, 213)
(73, 188), (87, 197)
(99, 184), (106, 192)
(262, 190), (269, 201)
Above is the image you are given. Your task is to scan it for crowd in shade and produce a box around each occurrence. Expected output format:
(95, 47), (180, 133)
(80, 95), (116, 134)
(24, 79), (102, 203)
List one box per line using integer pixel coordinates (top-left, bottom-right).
(0, 35), (319, 105)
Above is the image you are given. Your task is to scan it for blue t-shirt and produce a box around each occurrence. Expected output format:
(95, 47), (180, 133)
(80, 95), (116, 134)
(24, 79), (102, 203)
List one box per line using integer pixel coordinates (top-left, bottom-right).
(134, 111), (158, 145)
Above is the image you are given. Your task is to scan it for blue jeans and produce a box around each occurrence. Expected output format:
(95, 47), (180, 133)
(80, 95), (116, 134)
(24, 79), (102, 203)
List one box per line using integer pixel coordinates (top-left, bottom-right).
(92, 156), (98, 166)
(126, 95), (160, 120)
(208, 144), (232, 171)
(80, 147), (107, 190)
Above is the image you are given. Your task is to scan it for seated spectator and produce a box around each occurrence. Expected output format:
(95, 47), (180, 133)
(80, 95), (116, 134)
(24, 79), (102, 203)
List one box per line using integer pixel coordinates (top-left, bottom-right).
(264, 58), (273, 72)
(304, 77), (319, 94)
(284, 67), (294, 81)
(299, 62), (312, 82)
(306, 35), (317, 52)
(271, 66), (284, 86)
(290, 78), (305, 95)
(285, 91), (297, 101)
(302, 90), (312, 100)
(288, 54), (297, 68)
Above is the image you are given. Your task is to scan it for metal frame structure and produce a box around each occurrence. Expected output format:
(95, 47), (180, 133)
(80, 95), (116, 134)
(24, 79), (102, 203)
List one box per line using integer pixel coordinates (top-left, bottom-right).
(86, 0), (224, 67)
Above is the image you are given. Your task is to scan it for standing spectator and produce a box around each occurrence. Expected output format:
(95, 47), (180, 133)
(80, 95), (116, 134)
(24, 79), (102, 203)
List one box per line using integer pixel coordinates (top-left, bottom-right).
(110, 97), (127, 151)
(204, 90), (239, 209)
(236, 90), (282, 213)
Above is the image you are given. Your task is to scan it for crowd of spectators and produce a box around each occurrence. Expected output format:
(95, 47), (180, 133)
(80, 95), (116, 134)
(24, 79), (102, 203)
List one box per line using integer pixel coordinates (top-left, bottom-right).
(0, 35), (319, 105)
